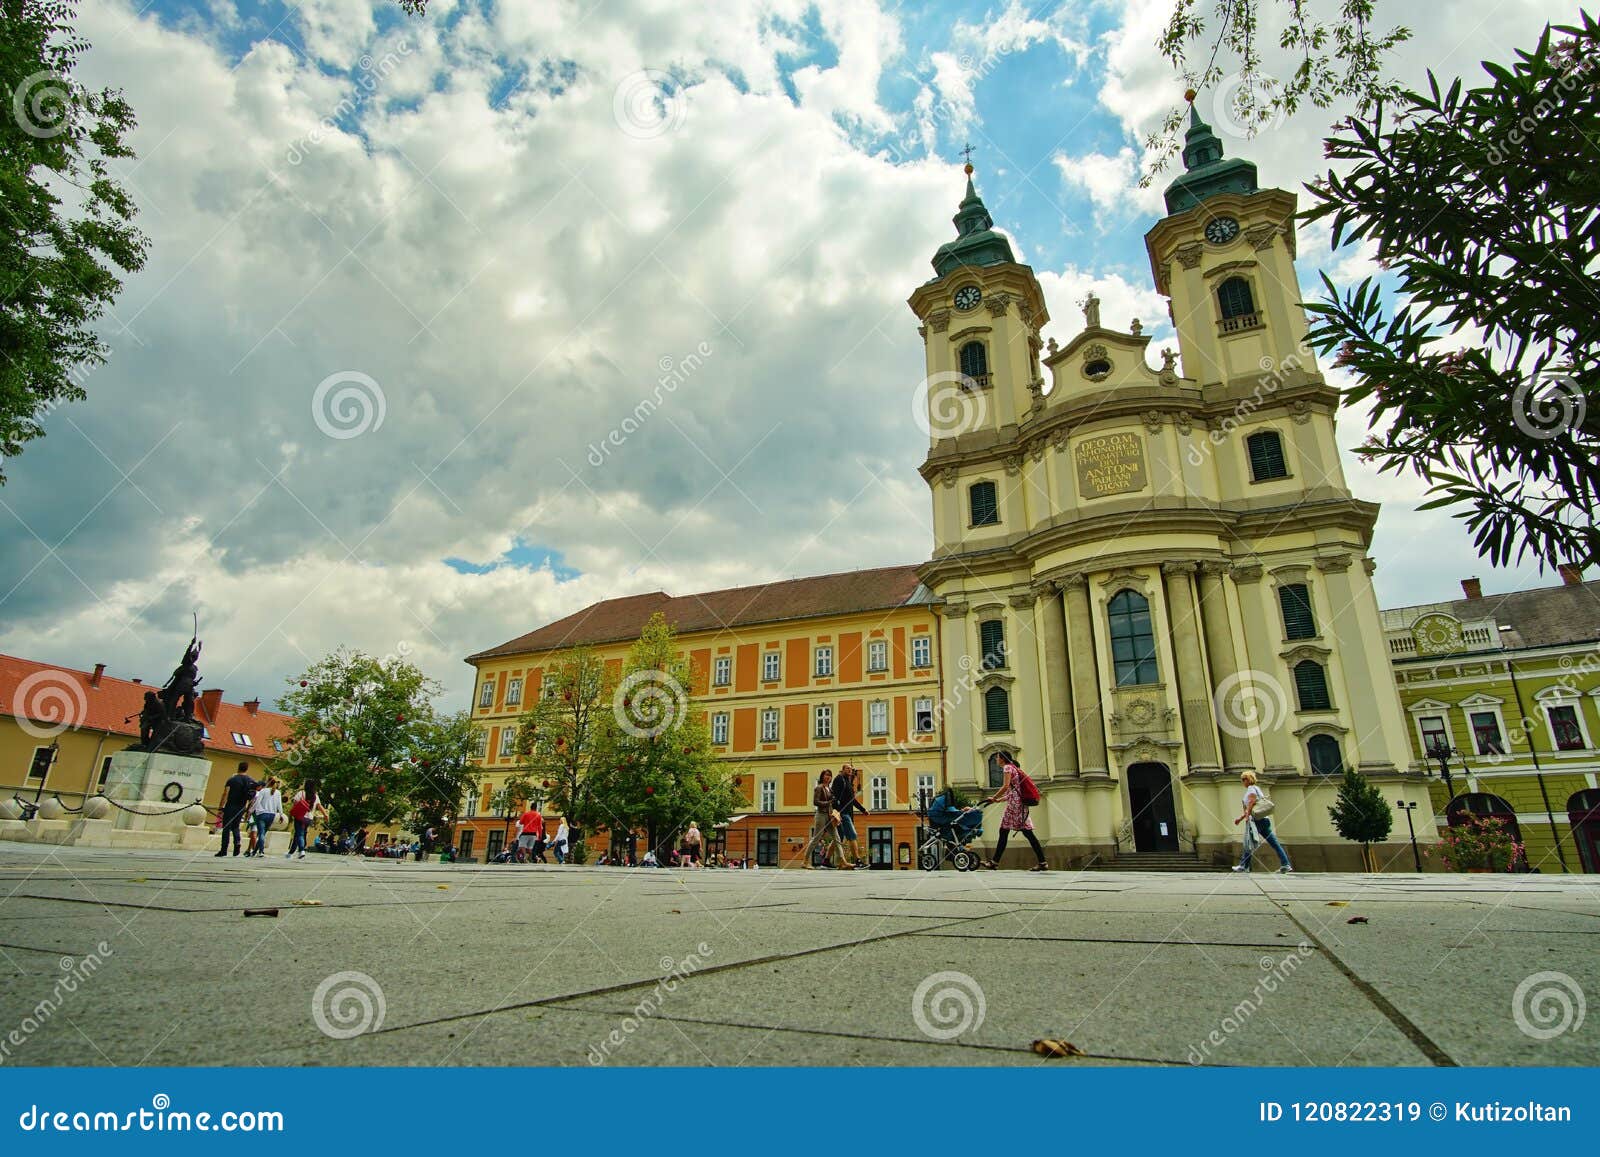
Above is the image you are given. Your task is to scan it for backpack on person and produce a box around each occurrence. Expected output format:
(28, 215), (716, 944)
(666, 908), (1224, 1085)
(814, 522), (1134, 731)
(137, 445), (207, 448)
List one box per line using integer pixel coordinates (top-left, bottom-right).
(1014, 766), (1041, 807)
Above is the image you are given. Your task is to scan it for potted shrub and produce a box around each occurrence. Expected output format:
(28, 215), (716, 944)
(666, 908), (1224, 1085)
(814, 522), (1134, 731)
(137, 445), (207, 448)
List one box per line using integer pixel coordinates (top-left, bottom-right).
(1432, 816), (1522, 872)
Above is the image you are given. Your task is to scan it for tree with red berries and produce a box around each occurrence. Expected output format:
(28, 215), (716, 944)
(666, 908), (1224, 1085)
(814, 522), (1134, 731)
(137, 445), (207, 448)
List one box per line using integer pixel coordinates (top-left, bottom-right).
(590, 613), (744, 863)
(275, 648), (437, 837)
(401, 710), (482, 853)
(511, 646), (614, 844)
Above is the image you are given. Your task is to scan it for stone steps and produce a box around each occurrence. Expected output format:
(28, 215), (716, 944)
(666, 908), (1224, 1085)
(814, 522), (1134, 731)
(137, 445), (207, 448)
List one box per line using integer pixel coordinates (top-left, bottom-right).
(1086, 852), (1229, 872)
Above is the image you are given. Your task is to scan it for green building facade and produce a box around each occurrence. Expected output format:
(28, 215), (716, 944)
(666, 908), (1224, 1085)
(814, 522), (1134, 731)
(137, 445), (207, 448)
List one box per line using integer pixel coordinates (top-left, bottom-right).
(1384, 571), (1600, 873)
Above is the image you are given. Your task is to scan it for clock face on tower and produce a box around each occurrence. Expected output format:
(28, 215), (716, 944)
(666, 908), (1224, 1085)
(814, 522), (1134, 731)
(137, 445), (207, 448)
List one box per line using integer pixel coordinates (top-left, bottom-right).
(953, 284), (982, 311)
(1204, 216), (1240, 245)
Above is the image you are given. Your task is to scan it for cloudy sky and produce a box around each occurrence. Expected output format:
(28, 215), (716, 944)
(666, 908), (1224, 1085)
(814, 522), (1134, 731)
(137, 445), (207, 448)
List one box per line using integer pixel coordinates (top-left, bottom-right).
(0, 0), (1574, 711)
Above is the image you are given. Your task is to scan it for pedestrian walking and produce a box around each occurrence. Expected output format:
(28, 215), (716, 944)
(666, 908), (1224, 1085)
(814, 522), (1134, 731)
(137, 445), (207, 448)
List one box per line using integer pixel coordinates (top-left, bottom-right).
(515, 805), (544, 862)
(798, 769), (848, 869)
(979, 755), (1047, 871)
(831, 765), (868, 867)
(249, 776), (282, 858)
(286, 780), (326, 859)
(214, 762), (258, 858)
(682, 821), (703, 868)
(1233, 771), (1292, 873)
(552, 818), (570, 864)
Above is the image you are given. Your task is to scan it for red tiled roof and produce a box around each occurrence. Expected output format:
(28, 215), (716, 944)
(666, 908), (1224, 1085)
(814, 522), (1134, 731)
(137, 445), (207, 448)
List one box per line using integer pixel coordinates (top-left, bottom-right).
(0, 653), (292, 758)
(468, 564), (931, 661)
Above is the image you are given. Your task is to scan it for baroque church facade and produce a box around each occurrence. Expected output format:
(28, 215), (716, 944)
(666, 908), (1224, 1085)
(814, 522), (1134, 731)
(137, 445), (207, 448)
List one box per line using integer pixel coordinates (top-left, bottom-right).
(910, 108), (1436, 869)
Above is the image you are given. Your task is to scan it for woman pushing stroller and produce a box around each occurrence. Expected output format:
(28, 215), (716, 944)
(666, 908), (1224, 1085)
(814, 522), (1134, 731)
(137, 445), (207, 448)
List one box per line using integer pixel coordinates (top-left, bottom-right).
(978, 754), (1048, 872)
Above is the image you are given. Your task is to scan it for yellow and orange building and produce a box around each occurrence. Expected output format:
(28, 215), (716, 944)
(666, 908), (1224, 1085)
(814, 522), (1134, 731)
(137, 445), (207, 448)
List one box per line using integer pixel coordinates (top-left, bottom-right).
(461, 566), (946, 866)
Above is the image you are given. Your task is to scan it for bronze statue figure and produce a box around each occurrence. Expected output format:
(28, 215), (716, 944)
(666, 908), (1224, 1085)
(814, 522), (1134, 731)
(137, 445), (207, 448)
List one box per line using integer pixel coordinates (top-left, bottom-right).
(128, 623), (207, 756)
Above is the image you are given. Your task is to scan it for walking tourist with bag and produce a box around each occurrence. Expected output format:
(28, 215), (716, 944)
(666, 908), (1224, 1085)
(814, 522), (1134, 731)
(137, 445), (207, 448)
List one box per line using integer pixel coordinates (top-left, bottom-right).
(249, 776), (281, 858)
(1233, 771), (1292, 873)
(286, 780), (326, 860)
(979, 755), (1047, 871)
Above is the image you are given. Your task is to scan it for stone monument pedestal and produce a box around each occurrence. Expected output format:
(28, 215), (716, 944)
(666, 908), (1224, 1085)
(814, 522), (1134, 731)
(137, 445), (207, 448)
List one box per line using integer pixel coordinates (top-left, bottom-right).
(102, 749), (213, 837)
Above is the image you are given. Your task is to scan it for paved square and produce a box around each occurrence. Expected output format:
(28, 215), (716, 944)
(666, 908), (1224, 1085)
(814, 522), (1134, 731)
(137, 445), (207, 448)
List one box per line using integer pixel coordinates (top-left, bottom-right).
(0, 841), (1594, 1067)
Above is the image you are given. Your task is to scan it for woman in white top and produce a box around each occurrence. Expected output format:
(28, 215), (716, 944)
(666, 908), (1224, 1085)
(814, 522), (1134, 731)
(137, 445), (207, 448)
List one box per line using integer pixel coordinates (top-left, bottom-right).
(248, 777), (282, 858)
(1233, 771), (1292, 873)
(552, 819), (570, 864)
(682, 821), (703, 868)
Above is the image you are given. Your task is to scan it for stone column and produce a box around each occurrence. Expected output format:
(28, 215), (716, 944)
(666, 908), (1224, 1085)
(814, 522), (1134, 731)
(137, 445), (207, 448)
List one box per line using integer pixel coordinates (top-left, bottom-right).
(936, 602), (979, 788)
(1162, 561), (1221, 773)
(1197, 561), (1254, 772)
(1230, 564), (1295, 773)
(1061, 573), (1108, 778)
(1033, 581), (1077, 778)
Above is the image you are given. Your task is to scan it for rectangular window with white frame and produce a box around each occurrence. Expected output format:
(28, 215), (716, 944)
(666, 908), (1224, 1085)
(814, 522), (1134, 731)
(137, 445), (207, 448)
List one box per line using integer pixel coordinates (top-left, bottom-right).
(498, 726), (518, 758)
(914, 697), (935, 733)
(763, 650), (781, 681)
(1546, 702), (1590, 751)
(911, 635), (932, 668)
(814, 704), (833, 739)
(505, 677), (522, 706)
(1417, 714), (1449, 755)
(868, 700), (888, 735)
(760, 707), (779, 743)
(867, 640), (888, 672)
(815, 646), (833, 677)
(462, 791), (477, 818)
(712, 712), (730, 745)
(759, 779), (777, 813)
(713, 656), (732, 687)
(479, 681), (495, 708)
(1469, 710), (1505, 756)
(542, 675), (558, 700)
(27, 746), (52, 783)
(870, 774), (888, 811)
(915, 772), (935, 809)
(471, 730), (488, 759)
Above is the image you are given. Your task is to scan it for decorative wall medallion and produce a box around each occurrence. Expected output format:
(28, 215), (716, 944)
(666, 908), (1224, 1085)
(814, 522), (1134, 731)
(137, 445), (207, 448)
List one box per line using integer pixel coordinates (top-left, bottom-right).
(939, 466), (958, 488)
(1314, 553), (1353, 573)
(986, 293), (1013, 317)
(1232, 564), (1265, 584)
(1289, 400), (1312, 424)
(1412, 613), (1466, 655)
(1142, 410), (1164, 433)
(1004, 454), (1022, 476)
(1174, 411), (1194, 435)
(1084, 342), (1108, 360)
(1008, 591), (1037, 609)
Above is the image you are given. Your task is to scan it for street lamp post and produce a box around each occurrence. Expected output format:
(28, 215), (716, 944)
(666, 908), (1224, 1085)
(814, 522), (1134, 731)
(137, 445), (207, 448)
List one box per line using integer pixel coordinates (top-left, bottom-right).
(1424, 740), (1462, 801)
(1395, 799), (1423, 872)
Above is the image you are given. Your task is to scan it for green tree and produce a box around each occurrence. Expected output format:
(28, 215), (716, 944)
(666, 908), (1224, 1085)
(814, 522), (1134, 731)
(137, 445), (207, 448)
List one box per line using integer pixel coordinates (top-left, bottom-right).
(512, 647), (614, 839)
(401, 709), (482, 851)
(1328, 768), (1393, 872)
(594, 613), (743, 861)
(276, 648), (436, 836)
(1, 0), (149, 479)
(1303, 15), (1600, 571)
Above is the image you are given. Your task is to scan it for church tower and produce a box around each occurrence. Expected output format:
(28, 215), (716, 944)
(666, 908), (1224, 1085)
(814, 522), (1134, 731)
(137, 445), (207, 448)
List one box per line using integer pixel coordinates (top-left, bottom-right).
(911, 124), (1427, 871)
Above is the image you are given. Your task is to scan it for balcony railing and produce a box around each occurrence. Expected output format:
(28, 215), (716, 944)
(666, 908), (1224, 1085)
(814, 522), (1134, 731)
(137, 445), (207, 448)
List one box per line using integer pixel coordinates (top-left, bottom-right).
(962, 372), (991, 390)
(1218, 311), (1263, 335)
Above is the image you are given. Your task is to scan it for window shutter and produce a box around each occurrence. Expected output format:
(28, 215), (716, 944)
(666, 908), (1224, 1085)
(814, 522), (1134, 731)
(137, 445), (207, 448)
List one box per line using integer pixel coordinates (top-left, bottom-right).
(1217, 277), (1255, 319)
(1247, 431), (1287, 481)
(979, 619), (1006, 669)
(1294, 661), (1331, 711)
(1307, 735), (1343, 775)
(1278, 583), (1316, 639)
(983, 686), (1011, 732)
(969, 482), (999, 526)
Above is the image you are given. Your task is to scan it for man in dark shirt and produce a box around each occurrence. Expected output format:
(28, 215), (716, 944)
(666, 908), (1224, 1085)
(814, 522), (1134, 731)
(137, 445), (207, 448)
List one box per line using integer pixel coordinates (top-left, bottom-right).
(215, 762), (257, 858)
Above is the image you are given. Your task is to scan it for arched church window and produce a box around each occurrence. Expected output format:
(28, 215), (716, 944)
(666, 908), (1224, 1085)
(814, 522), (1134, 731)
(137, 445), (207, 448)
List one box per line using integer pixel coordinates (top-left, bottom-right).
(1247, 430), (1288, 481)
(959, 341), (990, 387)
(1107, 590), (1158, 686)
(983, 686), (1012, 733)
(969, 481), (999, 527)
(1307, 734), (1344, 776)
(1293, 660), (1332, 711)
(1217, 277), (1256, 319)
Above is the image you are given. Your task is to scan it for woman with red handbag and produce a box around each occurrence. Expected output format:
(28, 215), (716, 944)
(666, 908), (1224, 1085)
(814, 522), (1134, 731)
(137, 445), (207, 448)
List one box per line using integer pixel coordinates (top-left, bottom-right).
(979, 755), (1047, 872)
(286, 779), (328, 860)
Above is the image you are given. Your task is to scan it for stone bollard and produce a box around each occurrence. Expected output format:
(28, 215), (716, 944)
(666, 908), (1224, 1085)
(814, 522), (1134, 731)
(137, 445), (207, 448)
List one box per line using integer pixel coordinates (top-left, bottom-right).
(82, 796), (110, 820)
(37, 797), (65, 821)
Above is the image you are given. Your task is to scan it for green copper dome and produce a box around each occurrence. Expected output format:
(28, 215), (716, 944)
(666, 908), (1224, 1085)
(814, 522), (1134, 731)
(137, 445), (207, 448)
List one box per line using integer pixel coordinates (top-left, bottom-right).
(932, 170), (1016, 277)
(1163, 102), (1258, 215)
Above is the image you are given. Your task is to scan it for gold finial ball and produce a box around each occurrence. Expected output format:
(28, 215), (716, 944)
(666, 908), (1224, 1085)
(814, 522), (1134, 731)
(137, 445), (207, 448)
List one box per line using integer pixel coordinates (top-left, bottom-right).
(964, 162), (974, 175)
(1184, 87), (1197, 104)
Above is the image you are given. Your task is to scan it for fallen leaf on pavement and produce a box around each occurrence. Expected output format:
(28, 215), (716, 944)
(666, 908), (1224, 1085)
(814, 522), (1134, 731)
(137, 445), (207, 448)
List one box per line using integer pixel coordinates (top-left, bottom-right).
(1346, 916), (1369, 924)
(1325, 901), (1348, 907)
(669, 908), (682, 914)
(436, 884), (449, 890)
(1031, 1039), (1086, 1058)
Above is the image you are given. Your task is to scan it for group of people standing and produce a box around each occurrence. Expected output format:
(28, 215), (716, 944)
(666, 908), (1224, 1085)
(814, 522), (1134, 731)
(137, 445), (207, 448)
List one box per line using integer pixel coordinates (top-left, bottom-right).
(213, 763), (327, 860)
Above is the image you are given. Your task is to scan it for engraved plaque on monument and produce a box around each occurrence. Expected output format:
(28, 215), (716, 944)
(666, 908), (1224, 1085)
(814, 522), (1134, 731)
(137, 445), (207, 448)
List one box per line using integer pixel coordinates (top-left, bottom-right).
(1074, 431), (1148, 498)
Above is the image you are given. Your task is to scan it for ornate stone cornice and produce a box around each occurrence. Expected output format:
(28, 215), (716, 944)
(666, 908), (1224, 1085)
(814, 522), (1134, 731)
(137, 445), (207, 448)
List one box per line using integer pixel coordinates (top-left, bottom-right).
(1245, 222), (1280, 251)
(1007, 591), (1037, 609)
(1174, 241), (1204, 269)
(986, 292), (1014, 318)
(928, 309), (951, 334)
(1232, 564), (1265, 584)
(937, 602), (970, 618)
(1362, 557), (1377, 576)
(1197, 560), (1233, 577)
(1058, 572), (1089, 590)
(1142, 409), (1164, 433)
(1314, 552), (1354, 573)
(1160, 560), (1198, 577)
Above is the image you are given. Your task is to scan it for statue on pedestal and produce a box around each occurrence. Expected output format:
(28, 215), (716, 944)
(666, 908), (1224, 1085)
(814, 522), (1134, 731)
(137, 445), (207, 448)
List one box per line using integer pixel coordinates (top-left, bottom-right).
(126, 624), (207, 756)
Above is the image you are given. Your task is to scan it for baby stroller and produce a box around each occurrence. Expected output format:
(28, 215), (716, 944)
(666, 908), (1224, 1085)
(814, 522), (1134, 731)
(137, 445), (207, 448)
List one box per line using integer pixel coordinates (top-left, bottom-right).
(918, 787), (984, 871)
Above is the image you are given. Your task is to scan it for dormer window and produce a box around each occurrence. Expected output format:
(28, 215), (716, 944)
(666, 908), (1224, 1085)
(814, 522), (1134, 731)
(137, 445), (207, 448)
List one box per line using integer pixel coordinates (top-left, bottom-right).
(958, 341), (990, 389)
(1083, 358), (1112, 379)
